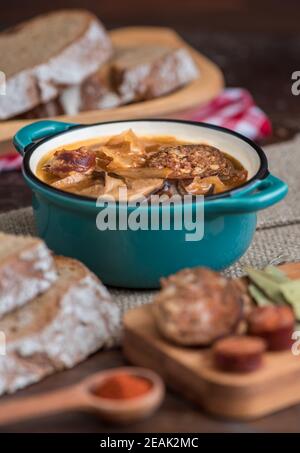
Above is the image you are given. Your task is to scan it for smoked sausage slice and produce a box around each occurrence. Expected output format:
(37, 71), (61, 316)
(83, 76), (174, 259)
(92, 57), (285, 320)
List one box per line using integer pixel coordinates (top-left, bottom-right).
(248, 305), (295, 351)
(147, 144), (235, 179)
(213, 335), (266, 373)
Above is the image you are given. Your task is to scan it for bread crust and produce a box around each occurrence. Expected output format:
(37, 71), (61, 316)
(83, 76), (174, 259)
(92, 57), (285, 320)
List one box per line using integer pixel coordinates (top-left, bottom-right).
(0, 235), (57, 317)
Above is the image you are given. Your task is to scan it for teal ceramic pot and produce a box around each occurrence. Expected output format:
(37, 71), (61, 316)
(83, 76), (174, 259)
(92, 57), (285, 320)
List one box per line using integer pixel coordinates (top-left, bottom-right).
(14, 119), (288, 288)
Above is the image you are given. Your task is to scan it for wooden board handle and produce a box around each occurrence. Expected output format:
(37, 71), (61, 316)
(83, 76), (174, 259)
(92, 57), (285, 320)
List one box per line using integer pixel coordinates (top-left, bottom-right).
(0, 386), (86, 426)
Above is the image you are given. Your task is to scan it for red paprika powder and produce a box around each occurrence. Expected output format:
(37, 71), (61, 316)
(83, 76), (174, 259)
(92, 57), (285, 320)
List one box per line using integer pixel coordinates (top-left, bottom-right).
(95, 373), (152, 400)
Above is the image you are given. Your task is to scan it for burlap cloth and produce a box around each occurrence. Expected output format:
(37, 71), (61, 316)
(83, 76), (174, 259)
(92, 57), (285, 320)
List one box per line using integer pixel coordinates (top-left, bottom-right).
(1, 135), (300, 315)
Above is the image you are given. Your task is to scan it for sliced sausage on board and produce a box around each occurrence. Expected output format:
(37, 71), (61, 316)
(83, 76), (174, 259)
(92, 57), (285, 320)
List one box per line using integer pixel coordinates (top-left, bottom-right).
(248, 305), (295, 351)
(213, 335), (266, 373)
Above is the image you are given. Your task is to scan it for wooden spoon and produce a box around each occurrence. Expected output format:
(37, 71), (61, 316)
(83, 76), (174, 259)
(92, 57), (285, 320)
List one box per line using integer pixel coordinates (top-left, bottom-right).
(0, 367), (164, 426)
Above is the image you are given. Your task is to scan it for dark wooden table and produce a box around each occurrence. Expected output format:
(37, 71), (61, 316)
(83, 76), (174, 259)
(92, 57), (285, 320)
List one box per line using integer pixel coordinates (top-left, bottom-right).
(0, 0), (300, 433)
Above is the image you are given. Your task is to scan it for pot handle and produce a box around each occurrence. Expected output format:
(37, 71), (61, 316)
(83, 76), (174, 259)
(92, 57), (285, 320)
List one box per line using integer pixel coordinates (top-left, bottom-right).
(13, 120), (78, 156)
(206, 174), (288, 215)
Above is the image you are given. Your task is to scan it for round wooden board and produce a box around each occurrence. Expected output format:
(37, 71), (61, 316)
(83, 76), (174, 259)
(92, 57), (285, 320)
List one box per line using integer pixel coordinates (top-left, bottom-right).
(0, 26), (224, 143)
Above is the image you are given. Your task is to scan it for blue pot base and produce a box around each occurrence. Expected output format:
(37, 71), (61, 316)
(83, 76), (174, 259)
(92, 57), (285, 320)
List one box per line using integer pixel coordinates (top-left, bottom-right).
(33, 193), (256, 289)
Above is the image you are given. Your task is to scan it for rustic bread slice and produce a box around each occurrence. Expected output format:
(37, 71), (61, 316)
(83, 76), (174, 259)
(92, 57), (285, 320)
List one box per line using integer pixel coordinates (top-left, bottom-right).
(110, 45), (199, 102)
(19, 78), (122, 118)
(15, 65), (123, 119)
(79, 65), (123, 112)
(0, 256), (120, 395)
(0, 233), (57, 318)
(0, 9), (112, 119)
(12, 43), (199, 120)
(17, 45), (199, 118)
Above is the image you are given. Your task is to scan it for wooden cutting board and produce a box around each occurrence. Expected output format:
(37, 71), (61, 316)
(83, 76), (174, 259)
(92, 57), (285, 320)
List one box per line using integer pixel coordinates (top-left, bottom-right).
(0, 26), (224, 144)
(123, 262), (300, 420)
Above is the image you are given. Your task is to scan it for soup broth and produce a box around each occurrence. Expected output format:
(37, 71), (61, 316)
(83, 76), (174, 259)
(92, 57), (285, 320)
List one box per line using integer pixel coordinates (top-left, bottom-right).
(37, 129), (248, 200)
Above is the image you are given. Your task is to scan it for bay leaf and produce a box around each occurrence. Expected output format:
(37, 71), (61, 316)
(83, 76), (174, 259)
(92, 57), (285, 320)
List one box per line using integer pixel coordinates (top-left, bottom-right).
(245, 267), (285, 303)
(248, 284), (272, 307)
(280, 280), (300, 320)
(264, 265), (289, 283)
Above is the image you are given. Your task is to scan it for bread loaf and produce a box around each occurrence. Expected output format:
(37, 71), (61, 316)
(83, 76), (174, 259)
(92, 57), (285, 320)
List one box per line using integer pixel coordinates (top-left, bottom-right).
(0, 10), (112, 119)
(0, 256), (120, 395)
(14, 44), (199, 119)
(111, 45), (199, 102)
(0, 233), (57, 318)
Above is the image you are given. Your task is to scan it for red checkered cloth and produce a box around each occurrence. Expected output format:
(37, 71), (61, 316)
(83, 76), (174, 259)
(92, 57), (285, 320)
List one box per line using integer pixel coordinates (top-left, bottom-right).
(187, 88), (272, 141)
(0, 88), (271, 173)
(0, 153), (23, 172)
